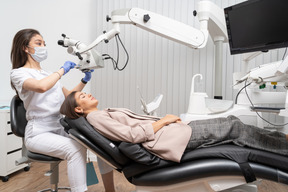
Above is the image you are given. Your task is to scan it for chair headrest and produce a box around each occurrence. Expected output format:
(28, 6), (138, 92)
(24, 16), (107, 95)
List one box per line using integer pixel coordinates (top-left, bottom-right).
(59, 118), (70, 133)
(10, 95), (27, 137)
(62, 116), (130, 165)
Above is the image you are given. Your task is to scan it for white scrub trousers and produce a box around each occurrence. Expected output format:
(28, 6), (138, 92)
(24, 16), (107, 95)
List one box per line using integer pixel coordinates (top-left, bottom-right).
(25, 116), (87, 192)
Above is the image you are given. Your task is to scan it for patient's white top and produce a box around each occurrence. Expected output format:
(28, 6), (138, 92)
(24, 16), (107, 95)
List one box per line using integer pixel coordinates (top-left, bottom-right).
(10, 67), (65, 121)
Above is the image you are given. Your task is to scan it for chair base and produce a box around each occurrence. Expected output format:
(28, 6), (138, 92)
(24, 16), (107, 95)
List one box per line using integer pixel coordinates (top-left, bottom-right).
(38, 186), (70, 192)
(135, 176), (260, 192)
(38, 162), (71, 192)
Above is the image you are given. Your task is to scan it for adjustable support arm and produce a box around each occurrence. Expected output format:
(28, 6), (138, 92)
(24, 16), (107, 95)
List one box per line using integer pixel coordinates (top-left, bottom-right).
(77, 7), (208, 55)
(58, 1), (227, 72)
(78, 23), (121, 54)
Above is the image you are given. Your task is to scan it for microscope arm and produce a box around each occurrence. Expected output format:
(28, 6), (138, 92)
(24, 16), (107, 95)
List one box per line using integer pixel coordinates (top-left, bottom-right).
(77, 0), (230, 54)
(77, 7), (209, 55)
(58, 1), (227, 71)
(78, 23), (122, 54)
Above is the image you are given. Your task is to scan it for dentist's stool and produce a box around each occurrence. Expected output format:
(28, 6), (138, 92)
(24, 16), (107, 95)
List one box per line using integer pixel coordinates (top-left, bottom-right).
(10, 95), (70, 192)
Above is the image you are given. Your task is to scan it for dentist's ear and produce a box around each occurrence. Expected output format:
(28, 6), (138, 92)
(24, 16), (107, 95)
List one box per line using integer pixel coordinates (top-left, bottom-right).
(75, 107), (83, 114)
(23, 46), (28, 53)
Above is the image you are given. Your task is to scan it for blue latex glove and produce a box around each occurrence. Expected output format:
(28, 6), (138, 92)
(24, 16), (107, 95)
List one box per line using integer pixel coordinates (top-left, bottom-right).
(82, 69), (94, 82)
(61, 61), (76, 75)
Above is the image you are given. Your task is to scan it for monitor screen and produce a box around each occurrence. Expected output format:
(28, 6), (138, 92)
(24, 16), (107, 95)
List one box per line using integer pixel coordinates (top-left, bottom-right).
(224, 0), (288, 55)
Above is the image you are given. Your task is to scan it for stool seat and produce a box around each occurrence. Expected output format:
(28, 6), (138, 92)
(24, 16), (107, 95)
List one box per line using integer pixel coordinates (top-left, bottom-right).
(27, 151), (62, 162)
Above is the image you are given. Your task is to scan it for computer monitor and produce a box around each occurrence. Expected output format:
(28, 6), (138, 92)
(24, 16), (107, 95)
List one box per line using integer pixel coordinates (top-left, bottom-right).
(224, 0), (288, 55)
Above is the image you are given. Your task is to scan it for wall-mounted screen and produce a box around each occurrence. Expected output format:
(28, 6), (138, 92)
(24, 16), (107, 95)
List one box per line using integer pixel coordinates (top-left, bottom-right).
(224, 0), (288, 55)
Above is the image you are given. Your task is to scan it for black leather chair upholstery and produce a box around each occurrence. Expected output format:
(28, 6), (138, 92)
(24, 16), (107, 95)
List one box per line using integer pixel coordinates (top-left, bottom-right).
(10, 95), (70, 192)
(61, 116), (288, 191)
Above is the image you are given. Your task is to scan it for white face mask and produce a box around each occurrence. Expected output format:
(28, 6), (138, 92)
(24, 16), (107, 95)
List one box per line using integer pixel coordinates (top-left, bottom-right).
(28, 46), (48, 63)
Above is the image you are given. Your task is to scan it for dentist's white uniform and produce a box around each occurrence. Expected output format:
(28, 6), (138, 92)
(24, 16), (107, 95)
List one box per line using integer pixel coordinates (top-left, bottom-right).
(11, 67), (87, 192)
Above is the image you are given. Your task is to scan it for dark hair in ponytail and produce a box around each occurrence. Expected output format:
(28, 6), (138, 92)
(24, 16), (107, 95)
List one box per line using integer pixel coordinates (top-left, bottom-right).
(10, 29), (41, 94)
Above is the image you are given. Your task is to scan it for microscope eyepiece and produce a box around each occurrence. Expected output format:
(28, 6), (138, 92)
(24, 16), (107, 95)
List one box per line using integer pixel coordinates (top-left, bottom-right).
(58, 40), (64, 46)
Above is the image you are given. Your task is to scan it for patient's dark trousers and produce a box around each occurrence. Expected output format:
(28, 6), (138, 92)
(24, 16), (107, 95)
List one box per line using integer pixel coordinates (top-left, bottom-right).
(186, 115), (288, 156)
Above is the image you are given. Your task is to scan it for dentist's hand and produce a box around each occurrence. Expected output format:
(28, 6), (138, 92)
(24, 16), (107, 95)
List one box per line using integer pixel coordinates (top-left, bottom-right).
(82, 69), (94, 83)
(61, 61), (76, 75)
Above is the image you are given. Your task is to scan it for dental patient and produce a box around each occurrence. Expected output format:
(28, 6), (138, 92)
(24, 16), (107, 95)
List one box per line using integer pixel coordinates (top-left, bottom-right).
(60, 91), (288, 163)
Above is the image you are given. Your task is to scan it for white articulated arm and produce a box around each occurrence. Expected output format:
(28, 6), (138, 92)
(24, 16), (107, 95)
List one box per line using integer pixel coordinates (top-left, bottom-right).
(58, 1), (227, 71)
(77, 7), (209, 54)
(276, 55), (288, 75)
(127, 8), (207, 49)
(78, 23), (122, 54)
(197, 0), (228, 99)
(77, 8), (132, 54)
(197, 1), (227, 43)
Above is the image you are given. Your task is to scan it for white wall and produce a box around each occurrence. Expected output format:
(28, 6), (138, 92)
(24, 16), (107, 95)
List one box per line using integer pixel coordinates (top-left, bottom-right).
(0, 0), (94, 105)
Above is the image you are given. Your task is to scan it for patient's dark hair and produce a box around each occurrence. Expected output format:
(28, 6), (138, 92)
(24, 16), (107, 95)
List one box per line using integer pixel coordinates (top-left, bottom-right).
(60, 91), (84, 119)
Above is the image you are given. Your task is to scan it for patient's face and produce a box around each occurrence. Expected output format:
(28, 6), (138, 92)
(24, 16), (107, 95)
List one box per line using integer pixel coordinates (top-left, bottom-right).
(75, 92), (98, 111)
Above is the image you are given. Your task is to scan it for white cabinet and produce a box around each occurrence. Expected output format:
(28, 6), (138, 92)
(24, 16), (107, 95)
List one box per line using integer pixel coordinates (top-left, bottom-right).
(0, 109), (28, 182)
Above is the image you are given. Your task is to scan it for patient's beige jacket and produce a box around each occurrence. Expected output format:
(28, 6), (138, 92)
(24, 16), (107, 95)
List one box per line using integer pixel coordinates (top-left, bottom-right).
(86, 108), (192, 162)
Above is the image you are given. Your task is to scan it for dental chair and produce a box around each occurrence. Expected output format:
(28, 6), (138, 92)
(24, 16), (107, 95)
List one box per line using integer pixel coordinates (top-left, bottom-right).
(10, 95), (70, 192)
(60, 116), (288, 192)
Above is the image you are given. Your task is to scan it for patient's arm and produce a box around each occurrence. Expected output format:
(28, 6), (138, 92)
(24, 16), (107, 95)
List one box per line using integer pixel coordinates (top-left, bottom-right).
(86, 110), (155, 143)
(152, 114), (181, 133)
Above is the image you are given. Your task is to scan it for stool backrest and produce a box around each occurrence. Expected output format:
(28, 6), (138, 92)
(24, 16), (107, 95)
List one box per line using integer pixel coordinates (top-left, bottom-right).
(10, 95), (27, 137)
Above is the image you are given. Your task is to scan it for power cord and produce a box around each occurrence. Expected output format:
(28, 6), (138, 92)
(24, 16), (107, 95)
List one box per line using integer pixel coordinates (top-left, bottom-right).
(244, 79), (288, 127)
(102, 34), (129, 71)
(282, 47), (287, 60)
(235, 80), (251, 104)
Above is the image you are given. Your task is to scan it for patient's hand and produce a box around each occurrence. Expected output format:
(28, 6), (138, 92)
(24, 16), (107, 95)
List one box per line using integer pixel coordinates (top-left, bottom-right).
(152, 114), (181, 133)
(162, 114), (181, 125)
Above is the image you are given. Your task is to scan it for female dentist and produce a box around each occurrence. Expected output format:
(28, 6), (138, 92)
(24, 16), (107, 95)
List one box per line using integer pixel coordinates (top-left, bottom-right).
(10, 28), (93, 192)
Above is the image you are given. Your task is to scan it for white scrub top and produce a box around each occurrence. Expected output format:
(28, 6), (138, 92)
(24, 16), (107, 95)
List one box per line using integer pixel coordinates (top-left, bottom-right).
(10, 67), (65, 121)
